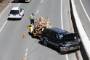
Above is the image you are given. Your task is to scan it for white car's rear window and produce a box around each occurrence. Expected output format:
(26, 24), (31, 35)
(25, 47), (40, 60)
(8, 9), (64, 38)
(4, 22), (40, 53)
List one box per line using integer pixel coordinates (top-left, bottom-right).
(10, 10), (19, 15)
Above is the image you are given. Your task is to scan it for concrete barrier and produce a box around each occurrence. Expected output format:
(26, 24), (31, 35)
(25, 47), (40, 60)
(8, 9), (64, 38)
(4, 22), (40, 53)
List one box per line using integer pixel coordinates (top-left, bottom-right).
(71, 0), (90, 59)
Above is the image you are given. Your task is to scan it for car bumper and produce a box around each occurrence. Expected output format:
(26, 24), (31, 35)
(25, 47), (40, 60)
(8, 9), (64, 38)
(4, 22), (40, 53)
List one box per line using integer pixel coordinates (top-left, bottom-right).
(60, 46), (80, 53)
(8, 16), (22, 20)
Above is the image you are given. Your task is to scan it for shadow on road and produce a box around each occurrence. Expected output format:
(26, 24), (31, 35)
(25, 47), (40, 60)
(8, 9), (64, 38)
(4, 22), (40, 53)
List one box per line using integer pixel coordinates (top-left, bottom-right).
(7, 18), (22, 21)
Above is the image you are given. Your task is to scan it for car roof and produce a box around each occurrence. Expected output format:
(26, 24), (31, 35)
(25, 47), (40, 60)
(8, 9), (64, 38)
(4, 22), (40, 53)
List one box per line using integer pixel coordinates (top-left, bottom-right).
(46, 27), (68, 34)
(11, 7), (19, 10)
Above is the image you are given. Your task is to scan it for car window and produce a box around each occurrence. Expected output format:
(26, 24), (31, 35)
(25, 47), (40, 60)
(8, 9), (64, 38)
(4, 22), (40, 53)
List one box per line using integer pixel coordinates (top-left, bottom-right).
(10, 10), (19, 14)
(63, 34), (76, 41)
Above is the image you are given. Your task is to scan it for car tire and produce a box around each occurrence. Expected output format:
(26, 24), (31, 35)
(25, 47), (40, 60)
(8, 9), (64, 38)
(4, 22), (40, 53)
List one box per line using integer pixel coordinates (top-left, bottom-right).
(58, 47), (67, 54)
(41, 37), (48, 46)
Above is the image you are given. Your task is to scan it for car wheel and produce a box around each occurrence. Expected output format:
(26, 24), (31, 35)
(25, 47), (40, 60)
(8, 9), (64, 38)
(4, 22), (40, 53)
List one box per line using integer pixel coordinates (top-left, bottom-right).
(41, 37), (48, 46)
(59, 47), (67, 54)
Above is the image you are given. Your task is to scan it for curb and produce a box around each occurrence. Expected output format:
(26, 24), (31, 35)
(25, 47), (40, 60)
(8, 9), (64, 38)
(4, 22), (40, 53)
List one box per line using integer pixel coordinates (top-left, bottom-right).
(70, 0), (90, 60)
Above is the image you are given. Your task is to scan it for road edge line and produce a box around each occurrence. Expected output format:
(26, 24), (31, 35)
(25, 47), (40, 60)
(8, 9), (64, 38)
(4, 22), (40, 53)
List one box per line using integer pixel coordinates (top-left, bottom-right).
(0, 20), (7, 32)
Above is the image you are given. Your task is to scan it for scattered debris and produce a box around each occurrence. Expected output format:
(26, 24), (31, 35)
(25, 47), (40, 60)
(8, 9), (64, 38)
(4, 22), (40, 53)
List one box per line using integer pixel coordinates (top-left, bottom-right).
(27, 16), (51, 38)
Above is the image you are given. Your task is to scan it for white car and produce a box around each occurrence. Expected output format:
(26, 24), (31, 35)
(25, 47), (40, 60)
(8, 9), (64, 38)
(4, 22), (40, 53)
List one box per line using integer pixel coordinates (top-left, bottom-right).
(8, 7), (24, 20)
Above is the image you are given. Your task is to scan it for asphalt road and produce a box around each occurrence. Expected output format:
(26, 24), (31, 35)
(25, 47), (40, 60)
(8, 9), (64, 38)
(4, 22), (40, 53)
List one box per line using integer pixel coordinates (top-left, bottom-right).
(0, 0), (81, 60)
(80, 0), (90, 17)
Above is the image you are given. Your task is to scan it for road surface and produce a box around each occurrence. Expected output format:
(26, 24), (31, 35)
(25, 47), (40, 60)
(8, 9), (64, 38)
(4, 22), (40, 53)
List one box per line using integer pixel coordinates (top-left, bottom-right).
(0, 0), (81, 60)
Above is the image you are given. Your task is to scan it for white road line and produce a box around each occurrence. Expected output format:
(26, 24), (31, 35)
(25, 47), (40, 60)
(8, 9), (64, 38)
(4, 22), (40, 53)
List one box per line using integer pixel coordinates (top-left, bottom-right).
(66, 54), (69, 60)
(80, 0), (90, 22)
(61, 0), (63, 29)
(22, 48), (28, 60)
(35, 10), (39, 15)
(61, 0), (69, 60)
(0, 20), (8, 32)
(40, 0), (44, 4)
(25, 48), (28, 56)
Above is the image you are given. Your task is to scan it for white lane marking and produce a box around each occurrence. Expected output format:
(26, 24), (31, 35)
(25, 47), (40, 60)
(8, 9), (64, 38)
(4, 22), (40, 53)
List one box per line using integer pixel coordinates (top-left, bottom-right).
(35, 10), (39, 15)
(61, 0), (69, 60)
(22, 48), (28, 60)
(66, 54), (69, 60)
(71, 0), (90, 58)
(80, 0), (90, 22)
(40, 0), (44, 4)
(25, 48), (28, 56)
(0, 21), (7, 32)
(61, 0), (63, 29)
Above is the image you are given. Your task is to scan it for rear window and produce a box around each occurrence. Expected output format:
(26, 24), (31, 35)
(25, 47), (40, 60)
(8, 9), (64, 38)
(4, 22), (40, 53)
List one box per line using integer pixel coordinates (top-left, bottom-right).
(10, 10), (19, 14)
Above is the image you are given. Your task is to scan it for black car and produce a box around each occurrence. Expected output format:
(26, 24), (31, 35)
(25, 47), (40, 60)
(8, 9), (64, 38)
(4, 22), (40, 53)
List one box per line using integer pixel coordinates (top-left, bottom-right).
(40, 28), (80, 53)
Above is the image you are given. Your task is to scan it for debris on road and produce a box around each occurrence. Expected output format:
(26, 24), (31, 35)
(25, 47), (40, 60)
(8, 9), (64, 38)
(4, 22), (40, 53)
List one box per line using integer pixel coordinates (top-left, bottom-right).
(27, 16), (51, 38)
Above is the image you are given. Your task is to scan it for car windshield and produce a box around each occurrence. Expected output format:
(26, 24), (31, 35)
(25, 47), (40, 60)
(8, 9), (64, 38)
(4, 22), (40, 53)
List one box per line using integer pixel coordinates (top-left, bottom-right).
(63, 33), (77, 41)
(10, 10), (19, 14)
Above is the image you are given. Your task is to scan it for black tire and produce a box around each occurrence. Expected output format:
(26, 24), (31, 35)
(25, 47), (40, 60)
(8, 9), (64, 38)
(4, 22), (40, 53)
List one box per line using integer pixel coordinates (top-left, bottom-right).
(40, 37), (48, 46)
(58, 47), (67, 54)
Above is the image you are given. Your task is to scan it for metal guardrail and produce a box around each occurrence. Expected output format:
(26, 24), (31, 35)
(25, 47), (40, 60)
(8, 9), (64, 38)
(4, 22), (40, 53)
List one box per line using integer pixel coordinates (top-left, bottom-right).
(70, 0), (90, 60)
